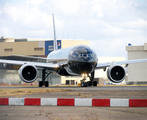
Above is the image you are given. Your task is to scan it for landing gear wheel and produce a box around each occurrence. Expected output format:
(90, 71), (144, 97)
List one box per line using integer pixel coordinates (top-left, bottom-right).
(45, 81), (49, 87)
(39, 81), (49, 87)
(81, 82), (87, 87)
(84, 82), (87, 87)
(81, 82), (85, 87)
(93, 81), (97, 86)
(39, 81), (42, 87)
(87, 81), (92, 86)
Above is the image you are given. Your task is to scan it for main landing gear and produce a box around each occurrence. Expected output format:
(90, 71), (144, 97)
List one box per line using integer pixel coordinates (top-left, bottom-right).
(39, 69), (51, 87)
(80, 71), (97, 87)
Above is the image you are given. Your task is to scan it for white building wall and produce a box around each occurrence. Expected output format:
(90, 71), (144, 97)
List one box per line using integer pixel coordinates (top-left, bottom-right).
(126, 43), (147, 82)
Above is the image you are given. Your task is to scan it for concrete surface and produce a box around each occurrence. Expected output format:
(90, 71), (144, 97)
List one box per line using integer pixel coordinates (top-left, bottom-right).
(0, 86), (147, 91)
(0, 106), (147, 120)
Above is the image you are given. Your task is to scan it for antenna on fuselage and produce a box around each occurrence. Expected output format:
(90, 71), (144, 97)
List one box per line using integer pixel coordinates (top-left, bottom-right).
(52, 14), (58, 51)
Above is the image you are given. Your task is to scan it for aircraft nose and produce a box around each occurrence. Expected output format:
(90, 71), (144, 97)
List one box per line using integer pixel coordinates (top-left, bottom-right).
(68, 45), (98, 74)
(68, 45), (97, 63)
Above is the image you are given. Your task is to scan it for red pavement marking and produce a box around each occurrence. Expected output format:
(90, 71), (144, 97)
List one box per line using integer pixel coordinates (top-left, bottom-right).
(0, 98), (8, 105)
(129, 99), (147, 107)
(24, 98), (40, 106)
(92, 99), (110, 107)
(57, 98), (74, 106)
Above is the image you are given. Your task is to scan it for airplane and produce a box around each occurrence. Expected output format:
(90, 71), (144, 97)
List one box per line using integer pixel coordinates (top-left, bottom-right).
(0, 14), (147, 87)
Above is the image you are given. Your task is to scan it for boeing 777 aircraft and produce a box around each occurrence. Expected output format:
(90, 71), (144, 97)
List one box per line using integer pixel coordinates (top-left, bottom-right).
(0, 15), (147, 87)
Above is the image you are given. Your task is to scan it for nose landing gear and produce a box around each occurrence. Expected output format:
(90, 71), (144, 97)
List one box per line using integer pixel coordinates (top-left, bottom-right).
(80, 71), (97, 87)
(81, 77), (87, 87)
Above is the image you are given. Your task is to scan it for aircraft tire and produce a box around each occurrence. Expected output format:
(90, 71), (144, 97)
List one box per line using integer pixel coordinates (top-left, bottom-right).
(84, 82), (87, 87)
(93, 81), (97, 86)
(45, 81), (49, 87)
(81, 82), (85, 87)
(39, 81), (42, 87)
(87, 81), (92, 86)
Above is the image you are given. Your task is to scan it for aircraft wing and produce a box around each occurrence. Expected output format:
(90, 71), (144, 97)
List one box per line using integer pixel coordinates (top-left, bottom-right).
(0, 59), (58, 72)
(10, 54), (47, 60)
(96, 58), (147, 70)
(10, 55), (68, 63)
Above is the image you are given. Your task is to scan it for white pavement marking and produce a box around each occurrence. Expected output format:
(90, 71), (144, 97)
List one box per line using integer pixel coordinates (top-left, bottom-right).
(9, 98), (24, 106)
(75, 98), (92, 106)
(41, 98), (57, 106)
(110, 98), (129, 107)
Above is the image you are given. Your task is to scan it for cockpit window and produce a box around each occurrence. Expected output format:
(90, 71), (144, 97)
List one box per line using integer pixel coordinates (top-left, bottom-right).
(83, 54), (87, 57)
(78, 54), (93, 58)
(88, 54), (93, 57)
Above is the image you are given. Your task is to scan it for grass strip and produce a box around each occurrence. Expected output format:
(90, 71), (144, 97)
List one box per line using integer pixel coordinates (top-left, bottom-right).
(0, 88), (74, 97)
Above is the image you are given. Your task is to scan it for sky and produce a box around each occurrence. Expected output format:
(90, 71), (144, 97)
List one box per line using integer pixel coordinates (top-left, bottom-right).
(0, 0), (147, 59)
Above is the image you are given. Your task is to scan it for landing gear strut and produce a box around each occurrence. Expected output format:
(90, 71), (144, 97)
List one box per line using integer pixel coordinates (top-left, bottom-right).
(80, 71), (97, 87)
(39, 69), (51, 87)
(89, 71), (97, 86)
(81, 77), (87, 87)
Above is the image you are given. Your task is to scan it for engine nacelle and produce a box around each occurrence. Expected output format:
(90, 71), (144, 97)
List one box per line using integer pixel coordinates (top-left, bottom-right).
(19, 64), (38, 83)
(107, 64), (126, 83)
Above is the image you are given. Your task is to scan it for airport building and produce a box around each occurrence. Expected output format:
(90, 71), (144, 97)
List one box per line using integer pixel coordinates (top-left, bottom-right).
(126, 43), (147, 84)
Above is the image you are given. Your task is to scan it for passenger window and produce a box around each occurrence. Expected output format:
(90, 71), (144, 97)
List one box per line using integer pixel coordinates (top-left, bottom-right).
(78, 54), (82, 58)
(78, 54), (93, 58)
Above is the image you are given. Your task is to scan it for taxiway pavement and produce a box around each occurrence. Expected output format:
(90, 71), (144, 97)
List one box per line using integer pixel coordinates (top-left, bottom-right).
(0, 86), (147, 90)
(0, 106), (147, 120)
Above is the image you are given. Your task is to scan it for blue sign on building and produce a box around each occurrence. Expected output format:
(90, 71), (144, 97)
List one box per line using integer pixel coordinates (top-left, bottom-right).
(45, 40), (61, 55)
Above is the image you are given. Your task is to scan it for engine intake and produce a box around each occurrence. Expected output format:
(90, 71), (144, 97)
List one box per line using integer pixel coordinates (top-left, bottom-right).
(107, 64), (126, 83)
(19, 64), (38, 83)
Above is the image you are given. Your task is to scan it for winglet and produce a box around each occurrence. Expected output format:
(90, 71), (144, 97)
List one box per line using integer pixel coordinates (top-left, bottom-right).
(52, 14), (58, 50)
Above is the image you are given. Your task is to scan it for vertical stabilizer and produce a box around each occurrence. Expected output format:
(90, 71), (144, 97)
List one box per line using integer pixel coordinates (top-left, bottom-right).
(52, 14), (58, 50)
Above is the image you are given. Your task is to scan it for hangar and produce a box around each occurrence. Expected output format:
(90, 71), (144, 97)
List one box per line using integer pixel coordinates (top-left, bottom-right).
(126, 43), (147, 84)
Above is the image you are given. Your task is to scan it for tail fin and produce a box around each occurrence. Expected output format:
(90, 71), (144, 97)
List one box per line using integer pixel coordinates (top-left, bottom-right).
(52, 14), (58, 50)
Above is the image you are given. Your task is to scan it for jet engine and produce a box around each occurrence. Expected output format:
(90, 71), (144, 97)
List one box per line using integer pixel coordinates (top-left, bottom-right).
(18, 64), (38, 83)
(107, 64), (126, 83)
